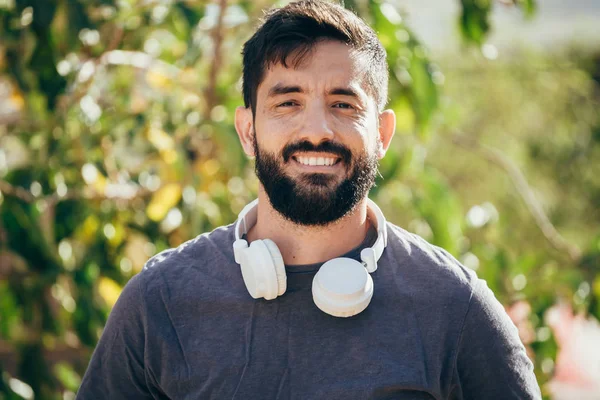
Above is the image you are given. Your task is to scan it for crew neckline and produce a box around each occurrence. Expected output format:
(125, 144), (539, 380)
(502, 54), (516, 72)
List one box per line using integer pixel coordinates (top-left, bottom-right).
(244, 224), (378, 275)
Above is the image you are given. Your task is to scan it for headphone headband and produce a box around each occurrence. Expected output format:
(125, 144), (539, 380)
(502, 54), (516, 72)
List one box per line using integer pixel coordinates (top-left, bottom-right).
(234, 199), (387, 272)
(235, 198), (259, 241)
(364, 199), (387, 272)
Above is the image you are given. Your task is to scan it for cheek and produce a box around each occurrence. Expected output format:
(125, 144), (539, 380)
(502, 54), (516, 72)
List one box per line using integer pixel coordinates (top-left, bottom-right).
(255, 119), (292, 152)
(333, 117), (376, 150)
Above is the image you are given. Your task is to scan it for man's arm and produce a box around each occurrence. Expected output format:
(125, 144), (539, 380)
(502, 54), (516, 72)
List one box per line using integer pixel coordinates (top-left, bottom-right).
(453, 279), (541, 400)
(77, 273), (153, 399)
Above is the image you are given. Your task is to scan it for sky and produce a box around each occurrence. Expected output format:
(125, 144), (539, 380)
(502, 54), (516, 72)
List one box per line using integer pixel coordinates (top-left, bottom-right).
(394, 0), (600, 54)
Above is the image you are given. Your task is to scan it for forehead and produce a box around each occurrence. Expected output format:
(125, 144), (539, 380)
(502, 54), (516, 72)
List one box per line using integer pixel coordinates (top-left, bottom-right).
(257, 40), (372, 100)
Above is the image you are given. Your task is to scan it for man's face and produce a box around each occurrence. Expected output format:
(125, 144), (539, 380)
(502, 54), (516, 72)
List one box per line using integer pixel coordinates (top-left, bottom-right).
(238, 40), (392, 226)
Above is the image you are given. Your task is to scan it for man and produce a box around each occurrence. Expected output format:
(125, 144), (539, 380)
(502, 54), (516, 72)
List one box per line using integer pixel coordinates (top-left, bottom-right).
(78, 1), (541, 399)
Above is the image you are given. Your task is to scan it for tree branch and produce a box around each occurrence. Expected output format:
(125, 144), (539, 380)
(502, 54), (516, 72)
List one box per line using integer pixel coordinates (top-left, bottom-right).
(204, 0), (227, 120)
(0, 180), (35, 203)
(0, 179), (154, 206)
(451, 132), (582, 263)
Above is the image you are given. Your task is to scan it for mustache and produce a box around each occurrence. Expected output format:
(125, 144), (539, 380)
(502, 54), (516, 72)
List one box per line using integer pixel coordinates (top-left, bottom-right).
(282, 141), (352, 164)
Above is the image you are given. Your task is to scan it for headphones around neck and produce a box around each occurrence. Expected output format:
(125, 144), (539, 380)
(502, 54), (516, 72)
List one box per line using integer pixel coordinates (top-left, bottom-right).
(233, 199), (388, 317)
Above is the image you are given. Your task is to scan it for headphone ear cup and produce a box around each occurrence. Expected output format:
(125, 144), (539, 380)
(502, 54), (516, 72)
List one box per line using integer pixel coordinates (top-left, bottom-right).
(312, 258), (373, 318)
(238, 240), (275, 300)
(262, 239), (287, 296)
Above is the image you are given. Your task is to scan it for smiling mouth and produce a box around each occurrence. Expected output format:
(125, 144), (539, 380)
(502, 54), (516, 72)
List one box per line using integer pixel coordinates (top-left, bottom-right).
(292, 155), (341, 167)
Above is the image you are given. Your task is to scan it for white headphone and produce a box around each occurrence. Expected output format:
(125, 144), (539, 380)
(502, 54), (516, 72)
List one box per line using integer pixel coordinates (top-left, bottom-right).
(233, 199), (388, 318)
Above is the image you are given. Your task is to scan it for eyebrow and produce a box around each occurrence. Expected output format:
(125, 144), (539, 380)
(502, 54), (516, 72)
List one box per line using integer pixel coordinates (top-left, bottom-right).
(328, 87), (360, 98)
(267, 84), (361, 100)
(267, 84), (304, 97)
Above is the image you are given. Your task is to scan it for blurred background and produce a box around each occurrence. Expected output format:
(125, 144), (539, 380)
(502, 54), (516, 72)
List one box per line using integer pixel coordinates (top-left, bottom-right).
(0, 0), (599, 399)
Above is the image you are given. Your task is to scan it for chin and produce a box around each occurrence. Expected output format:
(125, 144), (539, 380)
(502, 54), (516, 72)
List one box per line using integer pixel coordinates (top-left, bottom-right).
(299, 172), (340, 187)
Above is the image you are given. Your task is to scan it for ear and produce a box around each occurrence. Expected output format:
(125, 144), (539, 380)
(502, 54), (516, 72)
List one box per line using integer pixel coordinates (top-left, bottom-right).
(377, 109), (396, 159)
(235, 106), (255, 157)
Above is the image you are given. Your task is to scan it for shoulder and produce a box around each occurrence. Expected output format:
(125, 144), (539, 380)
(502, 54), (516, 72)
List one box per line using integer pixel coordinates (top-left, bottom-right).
(383, 222), (477, 294)
(143, 223), (236, 271)
(381, 222), (483, 345)
(135, 223), (238, 295)
(380, 223), (533, 396)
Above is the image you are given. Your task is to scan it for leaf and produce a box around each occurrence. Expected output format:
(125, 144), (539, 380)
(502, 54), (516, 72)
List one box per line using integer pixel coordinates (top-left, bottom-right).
(66, 0), (93, 47)
(390, 96), (416, 134)
(368, 0), (439, 137)
(147, 183), (182, 222)
(19, 0), (67, 110)
(147, 127), (175, 151)
(146, 69), (173, 90)
(408, 54), (438, 138)
(0, 281), (21, 338)
(97, 277), (122, 308)
(28, 29), (66, 110)
(72, 290), (97, 347)
(458, 0), (492, 45)
(593, 276), (600, 299)
(29, 0), (58, 30)
(0, 197), (62, 273)
(76, 214), (101, 244)
(53, 362), (81, 392)
(54, 199), (89, 243)
(517, 0), (536, 19)
(176, 3), (201, 28)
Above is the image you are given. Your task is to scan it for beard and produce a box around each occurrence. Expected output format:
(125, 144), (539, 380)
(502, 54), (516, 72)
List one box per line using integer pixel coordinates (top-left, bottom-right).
(253, 134), (379, 226)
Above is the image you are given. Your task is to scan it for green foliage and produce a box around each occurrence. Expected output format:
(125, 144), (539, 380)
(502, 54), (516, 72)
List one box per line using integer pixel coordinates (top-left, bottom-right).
(459, 0), (492, 45)
(368, 1), (439, 137)
(459, 0), (535, 45)
(427, 49), (600, 393)
(2, 0), (599, 399)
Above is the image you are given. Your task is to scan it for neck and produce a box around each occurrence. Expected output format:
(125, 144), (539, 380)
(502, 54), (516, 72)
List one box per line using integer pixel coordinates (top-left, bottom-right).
(246, 188), (371, 265)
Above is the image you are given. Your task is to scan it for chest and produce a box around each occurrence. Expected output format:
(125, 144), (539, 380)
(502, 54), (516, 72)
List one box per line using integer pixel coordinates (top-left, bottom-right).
(144, 285), (442, 400)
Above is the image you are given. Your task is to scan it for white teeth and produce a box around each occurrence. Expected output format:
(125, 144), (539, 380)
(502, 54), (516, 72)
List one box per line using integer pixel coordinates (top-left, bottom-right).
(296, 156), (337, 166)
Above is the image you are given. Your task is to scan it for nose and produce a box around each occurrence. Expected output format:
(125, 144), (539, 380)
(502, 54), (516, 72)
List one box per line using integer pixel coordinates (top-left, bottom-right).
(297, 101), (335, 144)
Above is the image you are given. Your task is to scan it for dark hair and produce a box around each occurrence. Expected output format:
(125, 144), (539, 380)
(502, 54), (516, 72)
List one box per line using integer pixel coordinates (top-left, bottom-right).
(241, 0), (388, 115)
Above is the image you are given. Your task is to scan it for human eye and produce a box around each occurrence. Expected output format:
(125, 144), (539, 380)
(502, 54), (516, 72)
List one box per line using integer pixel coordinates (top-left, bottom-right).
(332, 102), (354, 109)
(277, 100), (299, 107)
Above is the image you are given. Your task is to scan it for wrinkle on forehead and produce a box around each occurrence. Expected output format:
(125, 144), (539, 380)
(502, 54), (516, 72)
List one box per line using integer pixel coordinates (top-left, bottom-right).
(260, 41), (376, 108)
(266, 41), (364, 75)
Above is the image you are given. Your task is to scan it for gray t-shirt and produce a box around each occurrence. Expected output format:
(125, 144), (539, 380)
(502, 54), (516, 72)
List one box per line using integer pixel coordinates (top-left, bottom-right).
(77, 222), (541, 400)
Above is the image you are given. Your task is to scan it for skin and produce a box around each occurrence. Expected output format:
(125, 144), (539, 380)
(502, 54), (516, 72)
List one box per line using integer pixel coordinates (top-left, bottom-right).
(235, 40), (396, 265)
